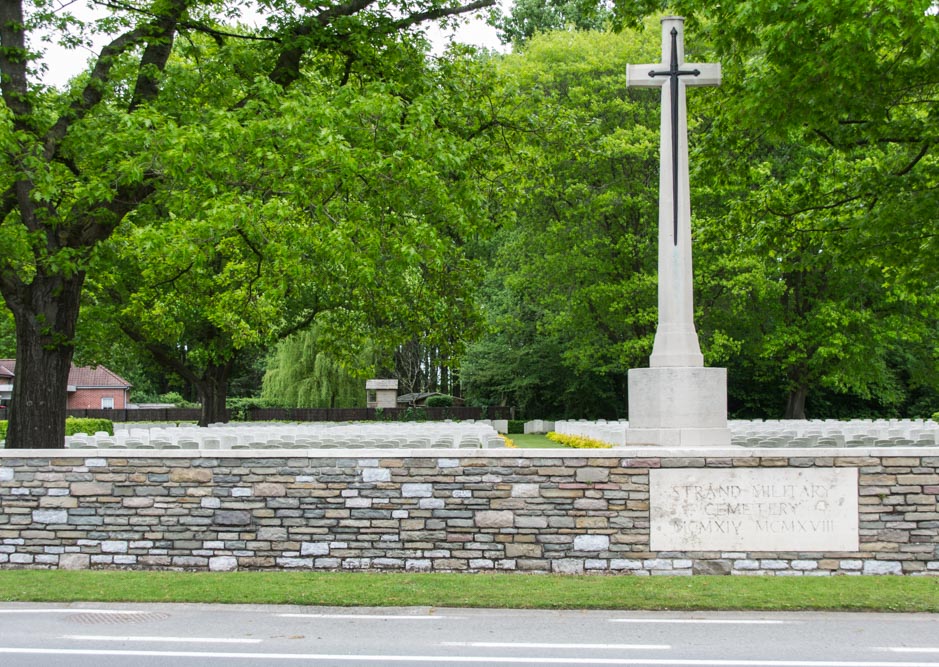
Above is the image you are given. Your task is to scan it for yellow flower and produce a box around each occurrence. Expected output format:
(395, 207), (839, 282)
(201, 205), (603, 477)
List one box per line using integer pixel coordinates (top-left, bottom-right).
(546, 432), (612, 449)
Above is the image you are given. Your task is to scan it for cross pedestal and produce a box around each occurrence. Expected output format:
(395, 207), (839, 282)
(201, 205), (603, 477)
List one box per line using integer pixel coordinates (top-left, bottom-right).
(626, 367), (730, 446)
(624, 17), (730, 447)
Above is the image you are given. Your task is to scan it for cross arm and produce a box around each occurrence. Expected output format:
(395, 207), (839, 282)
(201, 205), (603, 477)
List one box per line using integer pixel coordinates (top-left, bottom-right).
(683, 63), (721, 86)
(626, 63), (722, 88)
(626, 64), (663, 88)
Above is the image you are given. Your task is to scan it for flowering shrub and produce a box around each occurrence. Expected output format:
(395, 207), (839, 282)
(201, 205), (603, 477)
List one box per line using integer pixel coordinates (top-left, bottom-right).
(546, 432), (612, 449)
(502, 435), (516, 448)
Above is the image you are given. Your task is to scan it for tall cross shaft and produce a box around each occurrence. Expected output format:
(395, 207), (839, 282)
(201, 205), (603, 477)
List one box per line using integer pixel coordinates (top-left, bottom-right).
(627, 17), (720, 368)
(651, 27), (701, 246)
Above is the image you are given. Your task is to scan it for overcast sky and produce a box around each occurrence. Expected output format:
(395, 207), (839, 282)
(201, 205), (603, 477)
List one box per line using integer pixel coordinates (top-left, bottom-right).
(38, 2), (508, 88)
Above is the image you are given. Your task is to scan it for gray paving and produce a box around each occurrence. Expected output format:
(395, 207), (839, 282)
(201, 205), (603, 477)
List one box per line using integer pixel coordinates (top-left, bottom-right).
(1, 603), (938, 666)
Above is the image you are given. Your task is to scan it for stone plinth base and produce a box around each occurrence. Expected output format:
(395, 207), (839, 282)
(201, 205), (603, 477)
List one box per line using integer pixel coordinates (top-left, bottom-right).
(625, 366), (731, 447)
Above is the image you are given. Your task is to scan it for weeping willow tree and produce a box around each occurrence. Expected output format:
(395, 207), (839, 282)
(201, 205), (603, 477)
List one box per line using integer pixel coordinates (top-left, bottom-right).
(261, 327), (373, 408)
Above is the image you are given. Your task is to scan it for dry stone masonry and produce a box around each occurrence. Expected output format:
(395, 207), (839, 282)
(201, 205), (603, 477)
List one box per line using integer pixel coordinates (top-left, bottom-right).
(1, 449), (937, 575)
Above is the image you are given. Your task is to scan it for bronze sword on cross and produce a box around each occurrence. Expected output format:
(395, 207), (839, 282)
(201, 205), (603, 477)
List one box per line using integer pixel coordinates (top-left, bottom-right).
(626, 20), (720, 246)
(652, 27), (700, 245)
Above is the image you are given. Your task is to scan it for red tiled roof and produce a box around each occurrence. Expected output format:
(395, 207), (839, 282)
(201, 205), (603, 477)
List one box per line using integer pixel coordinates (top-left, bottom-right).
(68, 365), (132, 388)
(0, 359), (131, 388)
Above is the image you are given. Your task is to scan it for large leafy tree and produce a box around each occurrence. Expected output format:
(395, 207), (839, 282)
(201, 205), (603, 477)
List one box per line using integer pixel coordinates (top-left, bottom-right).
(639, 0), (939, 417)
(0, 0), (495, 447)
(469, 1), (939, 419)
(461, 27), (667, 418)
(693, 136), (937, 418)
(85, 37), (505, 425)
(262, 326), (370, 408)
(494, 0), (612, 44)
(0, 306), (13, 358)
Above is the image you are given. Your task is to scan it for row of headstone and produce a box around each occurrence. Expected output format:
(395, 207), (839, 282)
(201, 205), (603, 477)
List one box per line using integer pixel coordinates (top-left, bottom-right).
(730, 419), (939, 448)
(524, 420), (555, 435)
(552, 419), (939, 449)
(61, 422), (505, 451)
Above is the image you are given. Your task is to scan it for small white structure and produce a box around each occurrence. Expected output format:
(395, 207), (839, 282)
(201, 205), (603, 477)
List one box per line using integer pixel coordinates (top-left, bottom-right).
(365, 379), (398, 409)
(625, 17), (730, 447)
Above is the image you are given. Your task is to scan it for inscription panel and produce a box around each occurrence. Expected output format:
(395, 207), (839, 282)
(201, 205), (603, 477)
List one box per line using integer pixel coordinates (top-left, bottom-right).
(650, 468), (858, 551)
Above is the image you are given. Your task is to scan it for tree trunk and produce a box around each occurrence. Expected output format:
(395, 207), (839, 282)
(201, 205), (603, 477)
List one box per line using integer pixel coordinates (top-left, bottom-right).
(4, 275), (84, 449)
(196, 363), (231, 426)
(784, 385), (808, 420)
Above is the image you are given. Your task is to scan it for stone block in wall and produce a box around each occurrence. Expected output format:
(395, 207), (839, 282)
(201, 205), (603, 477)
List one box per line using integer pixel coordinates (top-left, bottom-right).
(552, 559), (584, 574)
(515, 558), (548, 571)
(475, 510), (514, 528)
(69, 482), (112, 496)
(510, 484), (540, 498)
(610, 559), (643, 570)
(791, 560), (819, 571)
(573, 535), (610, 552)
(660, 458), (705, 468)
(362, 468), (392, 483)
(101, 541), (128, 553)
(209, 556), (238, 572)
(58, 553), (90, 570)
(576, 468), (610, 483)
(505, 543), (542, 558)
(402, 483), (432, 498)
(253, 483), (286, 497)
(170, 469), (213, 484)
(214, 510), (253, 526)
(31, 510), (67, 525)
(863, 560), (902, 575)
(692, 559), (732, 575)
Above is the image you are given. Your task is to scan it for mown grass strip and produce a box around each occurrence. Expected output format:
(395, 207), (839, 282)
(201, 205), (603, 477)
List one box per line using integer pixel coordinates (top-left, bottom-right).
(0, 571), (936, 612)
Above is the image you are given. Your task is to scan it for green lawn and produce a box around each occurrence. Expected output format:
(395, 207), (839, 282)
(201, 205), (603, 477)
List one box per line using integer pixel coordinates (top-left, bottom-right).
(507, 433), (567, 448)
(0, 571), (936, 612)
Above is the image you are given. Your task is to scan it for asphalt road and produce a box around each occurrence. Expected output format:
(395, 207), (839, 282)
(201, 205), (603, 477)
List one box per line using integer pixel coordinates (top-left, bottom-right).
(1, 603), (938, 666)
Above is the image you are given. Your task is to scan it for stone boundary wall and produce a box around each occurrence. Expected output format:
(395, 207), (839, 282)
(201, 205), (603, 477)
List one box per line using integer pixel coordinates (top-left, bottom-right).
(0, 449), (937, 576)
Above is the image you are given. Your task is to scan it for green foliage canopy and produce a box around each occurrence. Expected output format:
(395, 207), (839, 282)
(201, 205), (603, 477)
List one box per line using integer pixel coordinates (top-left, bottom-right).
(461, 27), (664, 418)
(673, 0), (939, 417)
(0, 0), (500, 445)
(262, 327), (369, 409)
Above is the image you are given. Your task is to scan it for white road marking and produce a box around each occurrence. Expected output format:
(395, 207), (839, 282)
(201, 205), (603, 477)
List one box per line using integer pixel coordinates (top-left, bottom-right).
(2, 648), (939, 665)
(610, 619), (791, 625)
(882, 649), (939, 654)
(278, 613), (458, 620)
(441, 642), (670, 650)
(63, 635), (262, 644)
(0, 609), (151, 615)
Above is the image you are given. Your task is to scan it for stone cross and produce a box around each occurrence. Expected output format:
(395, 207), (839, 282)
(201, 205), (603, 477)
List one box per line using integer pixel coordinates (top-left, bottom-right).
(627, 17), (720, 368)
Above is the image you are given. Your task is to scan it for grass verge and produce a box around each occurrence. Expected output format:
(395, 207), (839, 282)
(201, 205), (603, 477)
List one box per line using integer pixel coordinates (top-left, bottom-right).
(0, 571), (936, 612)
